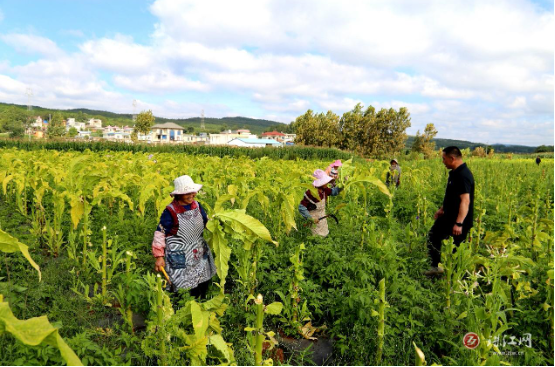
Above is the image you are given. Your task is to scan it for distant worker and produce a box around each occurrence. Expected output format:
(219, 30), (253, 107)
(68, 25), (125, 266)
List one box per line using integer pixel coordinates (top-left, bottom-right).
(536, 156), (541, 165)
(325, 160), (343, 187)
(298, 169), (343, 237)
(152, 175), (217, 301)
(386, 159), (401, 188)
(425, 147), (474, 276)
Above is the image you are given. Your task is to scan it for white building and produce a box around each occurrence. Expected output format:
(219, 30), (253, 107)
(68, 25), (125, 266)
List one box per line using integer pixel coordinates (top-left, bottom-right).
(66, 118), (87, 131)
(88, 118), (102, 128)
(227, 138), (283, 148)
(181, 134), (208, 144)
(209, 129), (257, 145)
(283, 133), (296, 143)
(147, 122), (185, 143)
(103, 131), (130, 141)
(77, 130), (92, 139)
(30, 116), (43, 129)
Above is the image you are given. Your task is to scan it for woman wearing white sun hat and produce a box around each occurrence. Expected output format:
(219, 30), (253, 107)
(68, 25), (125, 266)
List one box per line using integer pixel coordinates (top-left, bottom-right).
(298, 169), (343, 237)
(151, 175), (216, 300)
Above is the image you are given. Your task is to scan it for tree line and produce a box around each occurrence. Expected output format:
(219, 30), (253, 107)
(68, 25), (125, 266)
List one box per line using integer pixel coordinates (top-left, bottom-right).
(291, 103), (418, 158)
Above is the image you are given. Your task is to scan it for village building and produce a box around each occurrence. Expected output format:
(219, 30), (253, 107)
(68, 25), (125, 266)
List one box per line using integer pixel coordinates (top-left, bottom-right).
(260, 131), (296, 144)
(138, 122), (185, 143)
(208, 129), (257, 145)
(65, 118), (87, 131)
(227, 138), (283, 148)
(261, 131), (285, 141)
(87, 118), (102, 129)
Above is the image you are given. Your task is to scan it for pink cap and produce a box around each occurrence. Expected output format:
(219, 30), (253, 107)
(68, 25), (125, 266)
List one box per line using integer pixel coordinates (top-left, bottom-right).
(312, 169), (333, 187)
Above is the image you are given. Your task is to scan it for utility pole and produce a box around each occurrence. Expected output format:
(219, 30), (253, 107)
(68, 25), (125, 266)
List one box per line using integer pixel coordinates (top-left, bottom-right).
(25, 88), (33, 140)
(132, 99), (137, 122)
(200, 109), (206, 132)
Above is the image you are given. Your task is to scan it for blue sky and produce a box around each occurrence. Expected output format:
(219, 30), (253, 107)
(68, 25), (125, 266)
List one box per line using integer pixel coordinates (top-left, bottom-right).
(0, 0), (553, 145)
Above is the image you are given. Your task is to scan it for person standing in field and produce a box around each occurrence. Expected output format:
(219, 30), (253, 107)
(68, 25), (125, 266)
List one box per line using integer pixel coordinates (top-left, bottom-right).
(386, 159), (401, 188)
(298, 169), (343, 237)
(151, 175), (217, 301)
(536, 156), (541, 165)
(325, 160), (343, 187)
(425, 146), (475, 276)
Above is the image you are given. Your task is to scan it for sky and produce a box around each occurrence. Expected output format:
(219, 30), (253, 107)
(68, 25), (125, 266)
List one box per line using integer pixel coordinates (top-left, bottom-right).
(0, 0), (553, 146)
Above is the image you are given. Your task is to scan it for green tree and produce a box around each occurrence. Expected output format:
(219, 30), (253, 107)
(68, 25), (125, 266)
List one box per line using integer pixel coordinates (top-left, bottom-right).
(68, 127), (79, 138)
(133, 110), (155, 136)
(187, 126), (195, 134)
(412, 123), (438, 159)
(338, 104), (411, 157)
(293, 104), (411, 157)
(535, 145), (554, 153)
(0, 106), (27, 137)
(47, 112), (66, 138)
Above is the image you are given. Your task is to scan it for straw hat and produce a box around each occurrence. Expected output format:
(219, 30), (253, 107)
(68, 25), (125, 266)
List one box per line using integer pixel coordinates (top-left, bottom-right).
(312, 169), (333, 188)
(170, 175), (202, 196)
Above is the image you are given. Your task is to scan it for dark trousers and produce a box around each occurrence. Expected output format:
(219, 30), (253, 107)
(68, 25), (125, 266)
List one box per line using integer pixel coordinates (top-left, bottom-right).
(427, 216), (470, 267)
(169, 280), (211, 309)
(189, 280), (210, 299)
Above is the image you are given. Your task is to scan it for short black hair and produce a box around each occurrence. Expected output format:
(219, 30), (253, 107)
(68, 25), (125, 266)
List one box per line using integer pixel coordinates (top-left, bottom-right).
(443, 146), (462, 158)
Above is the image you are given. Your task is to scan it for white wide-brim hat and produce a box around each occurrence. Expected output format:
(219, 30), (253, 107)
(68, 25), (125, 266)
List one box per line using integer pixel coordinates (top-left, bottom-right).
(170, 175), (203, 196)
(312, 169), (333, 188)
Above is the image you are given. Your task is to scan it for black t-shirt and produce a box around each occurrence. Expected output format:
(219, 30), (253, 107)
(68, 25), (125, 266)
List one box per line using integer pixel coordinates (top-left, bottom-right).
(442, 163), (474, 228)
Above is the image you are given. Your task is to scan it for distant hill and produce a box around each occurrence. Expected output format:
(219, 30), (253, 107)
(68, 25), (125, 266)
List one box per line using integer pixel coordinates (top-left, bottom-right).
(404, 136), (537, 154)
(0, 101), (542, 152)
(0, 102), (288, 135)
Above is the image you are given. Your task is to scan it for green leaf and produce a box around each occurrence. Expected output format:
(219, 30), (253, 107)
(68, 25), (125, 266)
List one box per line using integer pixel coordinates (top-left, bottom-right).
(206, 221), (232, 292)
(0, 300), (82, 365)
(456, 311), (467, 320)
(209, 334), (234, 363)
(346, 176), (392, 198)
(190, 301), (209, 339)
(68, 194), (84, 230)
(215, 209), (278, 246)
(214, 194), (236, 212)
(0, 229), (41, 281)
(264, 302), (283, 315)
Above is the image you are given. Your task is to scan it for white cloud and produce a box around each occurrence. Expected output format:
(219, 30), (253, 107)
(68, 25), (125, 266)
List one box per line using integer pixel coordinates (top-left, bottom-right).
(508, 96), (527, 109)
(0, 33), (63, 56)
(60, 29), (85, 38)
(0, 0), (552, 145)
(80, 35), (154, 74)
(113, 73), (209, 93)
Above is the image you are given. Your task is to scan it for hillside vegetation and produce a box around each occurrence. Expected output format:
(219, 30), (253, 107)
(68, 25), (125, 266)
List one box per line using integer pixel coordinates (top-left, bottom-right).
(0, 102), (547, 153)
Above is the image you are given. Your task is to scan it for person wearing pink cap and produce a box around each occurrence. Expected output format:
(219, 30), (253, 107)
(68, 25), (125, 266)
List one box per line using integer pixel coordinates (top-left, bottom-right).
(151, 175), (217, 302)
(325, 159), (343, 187)
(298, 169), (343, 237)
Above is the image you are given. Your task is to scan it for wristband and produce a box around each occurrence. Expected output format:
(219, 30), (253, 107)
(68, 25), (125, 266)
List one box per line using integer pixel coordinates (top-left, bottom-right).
(455, 222), (463, 227)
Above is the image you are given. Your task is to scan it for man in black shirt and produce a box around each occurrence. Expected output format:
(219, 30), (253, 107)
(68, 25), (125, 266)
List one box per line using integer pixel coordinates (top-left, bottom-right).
(424, 146), (475, 276)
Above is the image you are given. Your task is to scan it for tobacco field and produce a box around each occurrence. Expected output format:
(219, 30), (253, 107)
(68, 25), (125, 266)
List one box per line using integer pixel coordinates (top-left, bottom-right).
(0, 146), (553, 366)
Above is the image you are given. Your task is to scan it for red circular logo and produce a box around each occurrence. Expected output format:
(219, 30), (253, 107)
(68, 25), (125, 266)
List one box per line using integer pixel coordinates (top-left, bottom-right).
(463, 332), (480, 349)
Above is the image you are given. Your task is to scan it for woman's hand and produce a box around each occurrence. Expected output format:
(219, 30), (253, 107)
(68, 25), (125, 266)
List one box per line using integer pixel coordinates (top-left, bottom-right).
(313, 217), (320, 224)
(155, 256), (166, 272)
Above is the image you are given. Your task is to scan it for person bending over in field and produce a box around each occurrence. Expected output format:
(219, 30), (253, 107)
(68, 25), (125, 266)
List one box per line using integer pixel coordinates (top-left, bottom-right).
(385, 159), (401, 188)
(425, 146), (475, 276)
(298, 169), (343, 237)
(151, 175), (217, 302)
